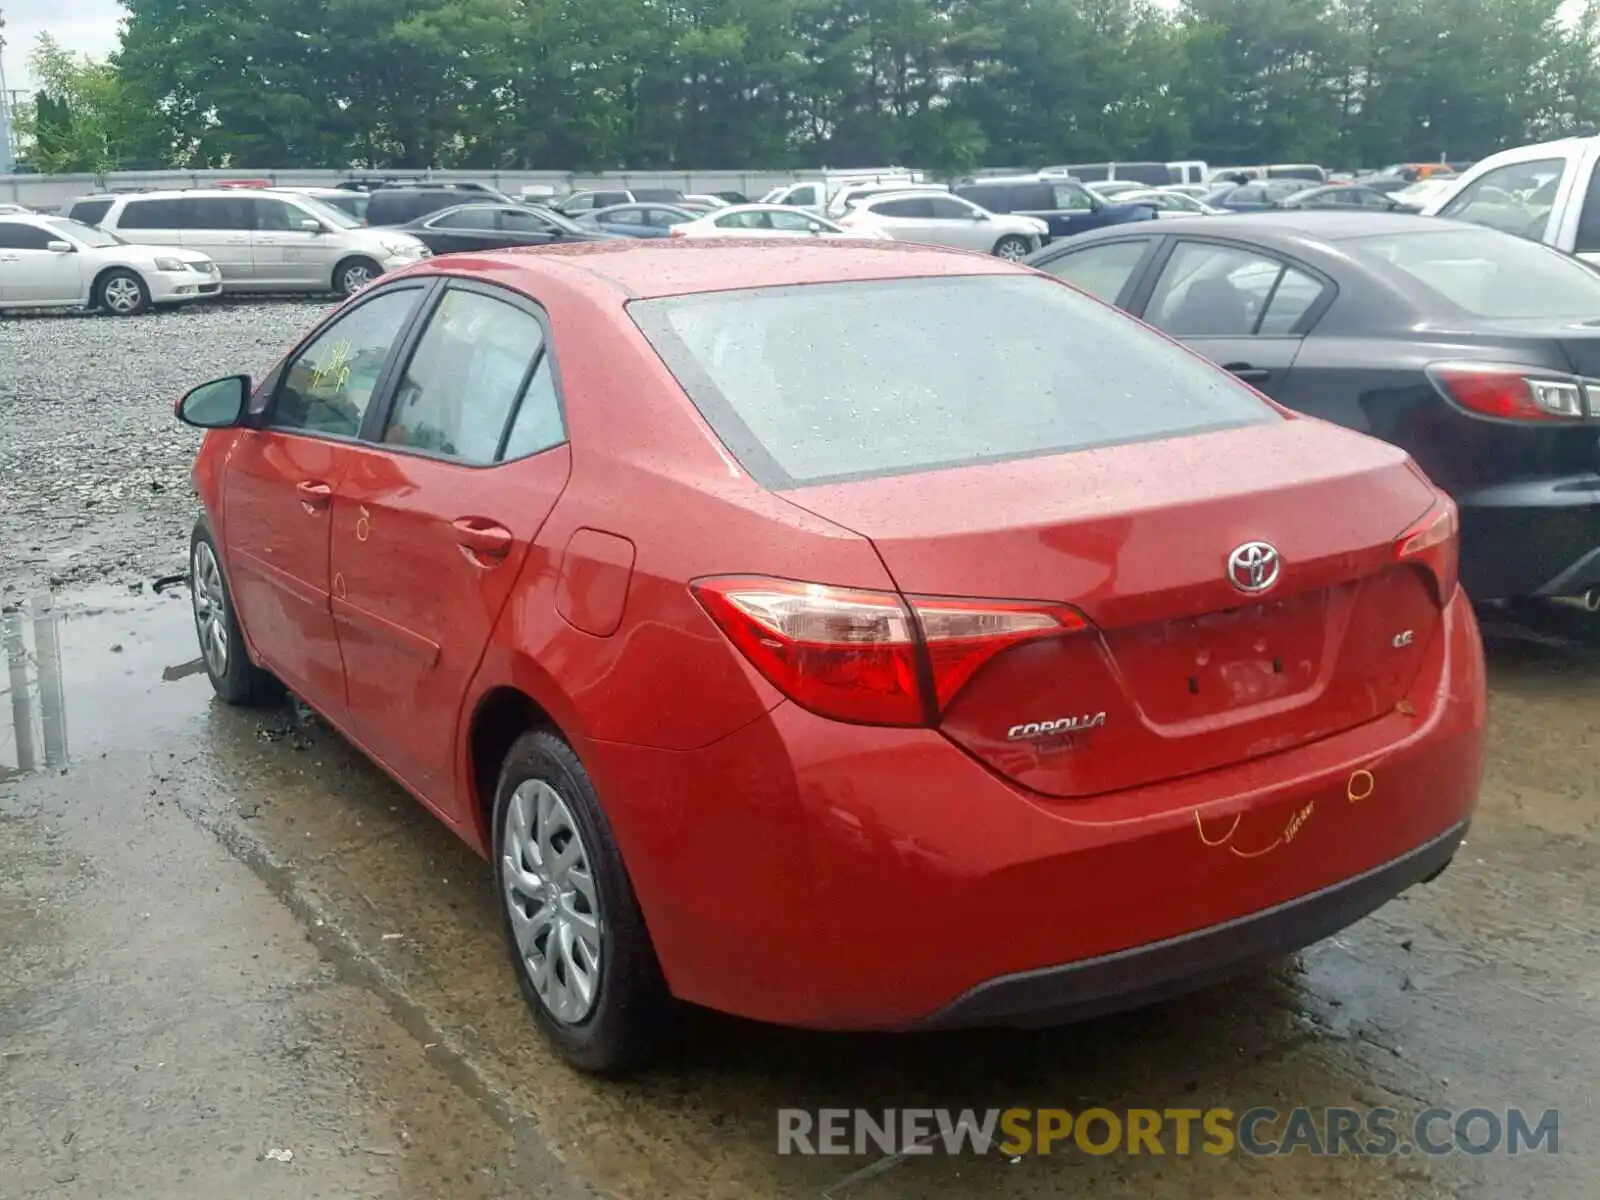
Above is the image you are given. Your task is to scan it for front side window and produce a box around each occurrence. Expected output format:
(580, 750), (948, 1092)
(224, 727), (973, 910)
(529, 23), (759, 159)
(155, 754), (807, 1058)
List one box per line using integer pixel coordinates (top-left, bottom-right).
(644, 207), (689, 229)
(433, 206), (498, 230)
(1438, 157), (1566, 240)
(630, 274), (1278, 489)
(928, 197), (978, 219)
(1052, 183), (1095, 211)
(602, 208), (645, 226)
(0, 222), (54, 251)
(382, 289), (545, 463)
(500, 208), (556, 233)
(1037, 239), (1152, 303)
(1146, 241), (1324, 337)
(273, 289), (420, 437)
(253, 198), (304, 231)
(766, 209), (817, 232)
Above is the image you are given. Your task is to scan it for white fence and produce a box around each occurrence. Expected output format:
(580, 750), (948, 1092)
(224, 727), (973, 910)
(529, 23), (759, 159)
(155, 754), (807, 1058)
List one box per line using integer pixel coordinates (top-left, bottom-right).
(1, 168), (835, 211)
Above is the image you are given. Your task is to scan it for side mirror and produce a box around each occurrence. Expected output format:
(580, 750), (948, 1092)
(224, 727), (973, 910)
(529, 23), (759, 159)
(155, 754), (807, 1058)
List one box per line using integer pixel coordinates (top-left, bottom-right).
(299, 218), (324, 232)
(46, 240), (75, 253)
(176, 375), (251, 428)
(971, 210), (989, 220)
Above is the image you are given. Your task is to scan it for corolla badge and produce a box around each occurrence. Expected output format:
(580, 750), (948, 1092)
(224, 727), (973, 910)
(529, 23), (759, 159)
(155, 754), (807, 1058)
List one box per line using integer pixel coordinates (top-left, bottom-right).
(1227, 541), (1281, 594)
(1007, 713), (1107, 741)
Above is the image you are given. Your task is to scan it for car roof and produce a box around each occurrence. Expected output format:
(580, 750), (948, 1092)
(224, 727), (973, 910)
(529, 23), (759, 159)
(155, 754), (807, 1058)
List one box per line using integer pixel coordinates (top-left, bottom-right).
(1059, 209), (1464, 247)
(421, 239), (1021, 300)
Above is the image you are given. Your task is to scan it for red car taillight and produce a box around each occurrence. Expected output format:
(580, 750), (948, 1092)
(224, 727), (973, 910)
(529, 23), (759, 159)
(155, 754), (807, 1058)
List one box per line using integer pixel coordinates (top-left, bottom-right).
(1427, 362), (1590, 422)
(1393, 498), (1460, 603)
(691, 576), (1088, 726)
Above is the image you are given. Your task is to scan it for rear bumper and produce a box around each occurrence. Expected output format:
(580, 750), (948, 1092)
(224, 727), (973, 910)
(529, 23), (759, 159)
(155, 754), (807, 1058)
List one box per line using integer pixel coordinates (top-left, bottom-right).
(1456, 475), (1600, 598)
(917, 819), (1466, 1029)
(588, 590), (1486, 1030)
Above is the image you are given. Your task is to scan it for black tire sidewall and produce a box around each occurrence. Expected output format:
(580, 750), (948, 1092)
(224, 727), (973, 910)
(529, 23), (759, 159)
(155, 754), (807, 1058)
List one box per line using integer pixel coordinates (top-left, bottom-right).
(491, 729), (660, 1074)
(189, 518), (268, 705)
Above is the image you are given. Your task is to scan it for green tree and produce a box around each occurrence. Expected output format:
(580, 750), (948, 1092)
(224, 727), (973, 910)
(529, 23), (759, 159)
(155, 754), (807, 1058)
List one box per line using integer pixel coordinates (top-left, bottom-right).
(12, 34), (159, 172)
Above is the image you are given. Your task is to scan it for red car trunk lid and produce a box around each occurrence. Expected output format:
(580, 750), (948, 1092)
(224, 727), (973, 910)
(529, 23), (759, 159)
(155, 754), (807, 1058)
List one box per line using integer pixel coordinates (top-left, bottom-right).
(784, 420), (1443, 798)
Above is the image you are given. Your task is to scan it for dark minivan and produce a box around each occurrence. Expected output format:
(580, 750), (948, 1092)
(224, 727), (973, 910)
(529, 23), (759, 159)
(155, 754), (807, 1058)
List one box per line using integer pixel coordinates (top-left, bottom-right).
(365, 187), (493, 227)
(954, 176), (1157, 242)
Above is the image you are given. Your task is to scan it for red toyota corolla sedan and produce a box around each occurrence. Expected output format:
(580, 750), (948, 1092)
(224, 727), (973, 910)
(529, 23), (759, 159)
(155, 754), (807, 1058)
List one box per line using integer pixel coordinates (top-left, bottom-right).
(174, 240), (1486, 1074)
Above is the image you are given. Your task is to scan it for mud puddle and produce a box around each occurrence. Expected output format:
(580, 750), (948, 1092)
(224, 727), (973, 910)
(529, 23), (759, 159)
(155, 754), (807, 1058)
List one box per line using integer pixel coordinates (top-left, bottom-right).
(2, 586), (1596, 1199)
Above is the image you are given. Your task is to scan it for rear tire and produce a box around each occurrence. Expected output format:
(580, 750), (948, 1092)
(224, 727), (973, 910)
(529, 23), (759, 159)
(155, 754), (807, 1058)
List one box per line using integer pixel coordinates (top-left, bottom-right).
(333, 256), (381, 297)
(190, 520), (277, 706)
(492, 730), (666, 1075)
(96, 269), (151, 316)
(992, 235), (1031, 261)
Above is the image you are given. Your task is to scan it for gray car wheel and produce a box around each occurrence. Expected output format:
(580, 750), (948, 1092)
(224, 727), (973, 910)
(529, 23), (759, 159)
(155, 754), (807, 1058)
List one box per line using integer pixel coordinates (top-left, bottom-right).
(97, 269), (151, 316)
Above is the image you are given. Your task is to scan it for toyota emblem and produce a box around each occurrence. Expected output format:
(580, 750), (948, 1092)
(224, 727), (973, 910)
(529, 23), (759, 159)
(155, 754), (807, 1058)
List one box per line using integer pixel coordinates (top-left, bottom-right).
(1227, 541), (1281, 593)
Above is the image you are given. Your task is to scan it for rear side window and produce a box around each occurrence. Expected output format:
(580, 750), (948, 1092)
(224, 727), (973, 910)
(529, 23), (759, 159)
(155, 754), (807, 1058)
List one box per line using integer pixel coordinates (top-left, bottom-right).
(383, 289), (547, 463)
(69, 199), (113, 227)
(118, 198), (182, 229)
(1346, 228), (1600, 319)
(630, 275), (1278, 488)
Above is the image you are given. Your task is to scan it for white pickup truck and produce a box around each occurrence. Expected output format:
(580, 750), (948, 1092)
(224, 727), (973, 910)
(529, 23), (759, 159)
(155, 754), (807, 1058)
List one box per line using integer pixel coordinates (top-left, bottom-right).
(1421, 135), (1600, 262)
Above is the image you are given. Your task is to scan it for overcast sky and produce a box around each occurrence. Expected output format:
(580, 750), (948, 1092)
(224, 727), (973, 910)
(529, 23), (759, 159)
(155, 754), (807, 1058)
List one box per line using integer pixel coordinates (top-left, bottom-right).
(1, 0), (125, 92)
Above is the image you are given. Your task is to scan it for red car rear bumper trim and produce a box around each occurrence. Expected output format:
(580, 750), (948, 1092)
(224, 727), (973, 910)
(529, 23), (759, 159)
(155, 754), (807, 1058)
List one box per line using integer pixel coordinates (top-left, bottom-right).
(912, 819), (1467, 1031)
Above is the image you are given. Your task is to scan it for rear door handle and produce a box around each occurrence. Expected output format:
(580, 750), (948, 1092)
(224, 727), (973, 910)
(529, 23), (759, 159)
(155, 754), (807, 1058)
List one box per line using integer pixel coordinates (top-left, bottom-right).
(296, 480), (332, 511)
(227, 237), (251, 245)
(1223, 363), (1272, 383)
(452, 517), (513, 561)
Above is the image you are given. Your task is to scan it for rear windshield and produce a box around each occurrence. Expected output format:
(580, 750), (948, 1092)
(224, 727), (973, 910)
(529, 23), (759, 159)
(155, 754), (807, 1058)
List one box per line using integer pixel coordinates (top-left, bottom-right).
(1346, 228), (1600, 319)
(630, 274), (1279, 488)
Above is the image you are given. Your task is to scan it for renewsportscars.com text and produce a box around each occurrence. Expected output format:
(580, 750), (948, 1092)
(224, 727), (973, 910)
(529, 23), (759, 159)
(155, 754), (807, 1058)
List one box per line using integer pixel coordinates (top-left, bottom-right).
(777, 1106), (1560, 1158)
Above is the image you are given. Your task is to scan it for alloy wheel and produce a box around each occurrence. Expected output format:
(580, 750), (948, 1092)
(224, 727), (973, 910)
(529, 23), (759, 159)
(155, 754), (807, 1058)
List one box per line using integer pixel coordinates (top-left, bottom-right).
(104, 276), (144, 313)
(502, 779), (604, 1024)
(341, 264), (374, 293)
(996, 238), (1029, 261)
(191, 541), (229, 677)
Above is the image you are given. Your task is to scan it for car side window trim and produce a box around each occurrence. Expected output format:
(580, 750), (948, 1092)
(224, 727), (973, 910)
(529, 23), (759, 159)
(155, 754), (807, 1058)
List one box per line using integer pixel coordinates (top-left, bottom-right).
(253, 280), (438, 439)
(1128, 236), (1337, 336)
(359, 275), (571, 468)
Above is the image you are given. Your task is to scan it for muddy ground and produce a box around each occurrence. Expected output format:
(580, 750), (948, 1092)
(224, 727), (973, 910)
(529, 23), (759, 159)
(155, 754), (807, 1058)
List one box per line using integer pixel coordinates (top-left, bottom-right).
(2, 302), (1597, 1199)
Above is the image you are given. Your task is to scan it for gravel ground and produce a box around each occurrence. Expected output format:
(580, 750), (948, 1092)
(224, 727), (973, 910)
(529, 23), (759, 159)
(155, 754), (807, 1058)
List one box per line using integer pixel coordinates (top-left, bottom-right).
(0, 299), (335, 601)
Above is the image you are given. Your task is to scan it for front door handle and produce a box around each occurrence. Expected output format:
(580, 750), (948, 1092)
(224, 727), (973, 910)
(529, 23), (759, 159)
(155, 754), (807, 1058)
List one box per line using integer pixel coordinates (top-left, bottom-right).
(452, 517), (513, 561)
(296, 480), (332, 511)
(1223, 363), (1272, 383)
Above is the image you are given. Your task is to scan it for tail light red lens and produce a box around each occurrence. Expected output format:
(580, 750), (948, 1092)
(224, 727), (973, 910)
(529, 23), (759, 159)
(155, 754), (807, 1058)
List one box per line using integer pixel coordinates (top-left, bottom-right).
(1393, 498), (1460, 603)
(1427, 362), (1590, 422)
(691, 577), (1088, 726)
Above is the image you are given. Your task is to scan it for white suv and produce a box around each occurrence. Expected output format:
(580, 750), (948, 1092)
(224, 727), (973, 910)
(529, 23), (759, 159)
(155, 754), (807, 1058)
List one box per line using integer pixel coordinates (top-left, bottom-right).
(837, 191), (1048, 260)
(0, 214), (220, 315)
(70, 188), (430, 296)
